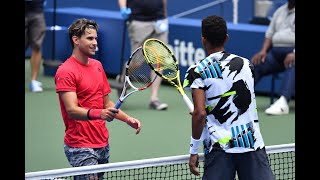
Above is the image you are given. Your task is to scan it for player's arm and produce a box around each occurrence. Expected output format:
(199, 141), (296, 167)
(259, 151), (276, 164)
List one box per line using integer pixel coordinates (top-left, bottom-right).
(103, 95), (127, 121)
(60, 91), (118, 121)
(59, 91), (95, 120)
(104, 95), (141, 134)
(189, 88), (206, 176)
(191, 88), (206, 139)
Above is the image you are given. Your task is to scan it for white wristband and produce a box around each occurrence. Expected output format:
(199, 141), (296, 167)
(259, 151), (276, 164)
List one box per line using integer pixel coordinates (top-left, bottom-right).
(189, 136), (201, 154)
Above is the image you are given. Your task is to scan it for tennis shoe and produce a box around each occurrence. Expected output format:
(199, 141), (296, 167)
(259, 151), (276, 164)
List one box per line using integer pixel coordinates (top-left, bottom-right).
(149, 100), (168, 110)
(265, 96), (289, 115)
(29, 80), (43, 93)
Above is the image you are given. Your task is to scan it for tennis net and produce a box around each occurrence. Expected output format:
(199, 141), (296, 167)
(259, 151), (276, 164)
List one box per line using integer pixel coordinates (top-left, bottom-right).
(25, 143), (295, 180)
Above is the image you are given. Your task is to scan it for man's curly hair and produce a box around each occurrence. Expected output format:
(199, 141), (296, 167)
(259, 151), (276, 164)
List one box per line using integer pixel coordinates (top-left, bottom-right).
(201, 15), (227, 48)
(68, 18), (99, 48)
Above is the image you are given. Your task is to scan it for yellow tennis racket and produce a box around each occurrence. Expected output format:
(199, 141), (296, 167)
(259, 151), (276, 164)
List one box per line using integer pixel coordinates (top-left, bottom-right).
(142, 38), (194, 113)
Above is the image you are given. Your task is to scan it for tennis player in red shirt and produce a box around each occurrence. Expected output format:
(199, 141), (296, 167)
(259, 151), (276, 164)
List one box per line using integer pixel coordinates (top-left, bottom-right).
(55, 18), (141, 180)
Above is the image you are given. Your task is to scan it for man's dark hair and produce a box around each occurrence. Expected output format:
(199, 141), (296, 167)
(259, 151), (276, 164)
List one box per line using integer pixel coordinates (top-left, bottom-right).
(201, 15), (227, 48)
(68, 18), (99, 48)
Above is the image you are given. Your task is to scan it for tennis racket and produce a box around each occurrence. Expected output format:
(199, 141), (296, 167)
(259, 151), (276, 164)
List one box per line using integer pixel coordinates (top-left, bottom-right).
(113, 46), (156, 111)
(143, 39), (210, 144)
(142, 38), (194, 113)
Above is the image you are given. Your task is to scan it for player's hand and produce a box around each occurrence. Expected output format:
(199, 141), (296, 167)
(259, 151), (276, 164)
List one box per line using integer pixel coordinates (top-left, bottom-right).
(101, 108), (119, 121)
(189, 154), (200, 176)
(120, 7), (131, 20)
(126, 117), (141, 134)
(284, 52), (295, 68)
(251, 51), (267, 65)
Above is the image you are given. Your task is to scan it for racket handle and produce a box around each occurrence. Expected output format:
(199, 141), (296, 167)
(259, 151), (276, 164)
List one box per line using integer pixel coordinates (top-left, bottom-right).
(182, 94), (194, 113)
(114, 99), (123, 109)
(107, 100), (123, 122)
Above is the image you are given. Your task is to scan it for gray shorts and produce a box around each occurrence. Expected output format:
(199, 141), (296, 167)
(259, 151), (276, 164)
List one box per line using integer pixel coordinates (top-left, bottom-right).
(202, 147), (275, 180)
(64, 144), (110, 180)
(25, 12), (46, 50)
(127, 20), (168, 52)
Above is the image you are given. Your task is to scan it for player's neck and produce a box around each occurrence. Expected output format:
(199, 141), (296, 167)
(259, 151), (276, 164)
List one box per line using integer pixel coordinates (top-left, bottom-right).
(72, 50), (89, 65)
(206, 47), (225, 55)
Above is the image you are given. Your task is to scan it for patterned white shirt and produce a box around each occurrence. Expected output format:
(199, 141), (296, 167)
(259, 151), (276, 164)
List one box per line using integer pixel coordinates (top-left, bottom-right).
(183, 51), (265, 153)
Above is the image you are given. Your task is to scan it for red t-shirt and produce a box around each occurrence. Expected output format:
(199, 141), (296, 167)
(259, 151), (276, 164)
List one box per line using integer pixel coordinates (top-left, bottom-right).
(55, 56), (111, 148)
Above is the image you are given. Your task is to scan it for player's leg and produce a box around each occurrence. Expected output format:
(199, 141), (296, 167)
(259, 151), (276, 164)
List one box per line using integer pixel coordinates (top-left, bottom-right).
(30, 48), (42, 82)
(149, 70), (168, 110)
(64, 144), (101, 180)
(29, 13), (46, 92)
(116, 20), (154, 98)
(96, 145), (110, 180)
(148, 28), (169, 110)
(235, 148), (275, 180)
(115, 61), (128, 97)
(202, 146), (236, 180)
(125, 20), (168, 110)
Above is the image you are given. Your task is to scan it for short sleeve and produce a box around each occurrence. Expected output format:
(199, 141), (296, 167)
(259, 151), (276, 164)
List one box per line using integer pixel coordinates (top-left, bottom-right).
(183, 64), (203, 92)
(55, 66), (77, 93)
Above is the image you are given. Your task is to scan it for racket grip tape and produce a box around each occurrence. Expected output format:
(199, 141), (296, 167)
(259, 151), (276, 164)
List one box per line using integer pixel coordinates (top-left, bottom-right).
(114, 100), (123, 109)
(108, 100), (123, 122)
(182, 94), (194, 113)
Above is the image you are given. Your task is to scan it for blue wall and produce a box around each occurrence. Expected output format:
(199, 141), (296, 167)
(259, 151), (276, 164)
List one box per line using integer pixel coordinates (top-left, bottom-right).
(38, 7), (281, 95)
(44, 0), (255, 24)
(25, 0), (285, 95)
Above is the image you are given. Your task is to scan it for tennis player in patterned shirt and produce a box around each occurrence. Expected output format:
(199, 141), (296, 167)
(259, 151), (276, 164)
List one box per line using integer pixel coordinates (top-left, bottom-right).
(184, 15), (275, 180)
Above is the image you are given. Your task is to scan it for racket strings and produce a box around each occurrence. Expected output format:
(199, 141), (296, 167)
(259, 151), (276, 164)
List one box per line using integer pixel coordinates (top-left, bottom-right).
(144, 41), (178, 79)
(128, 49), (153, 89)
